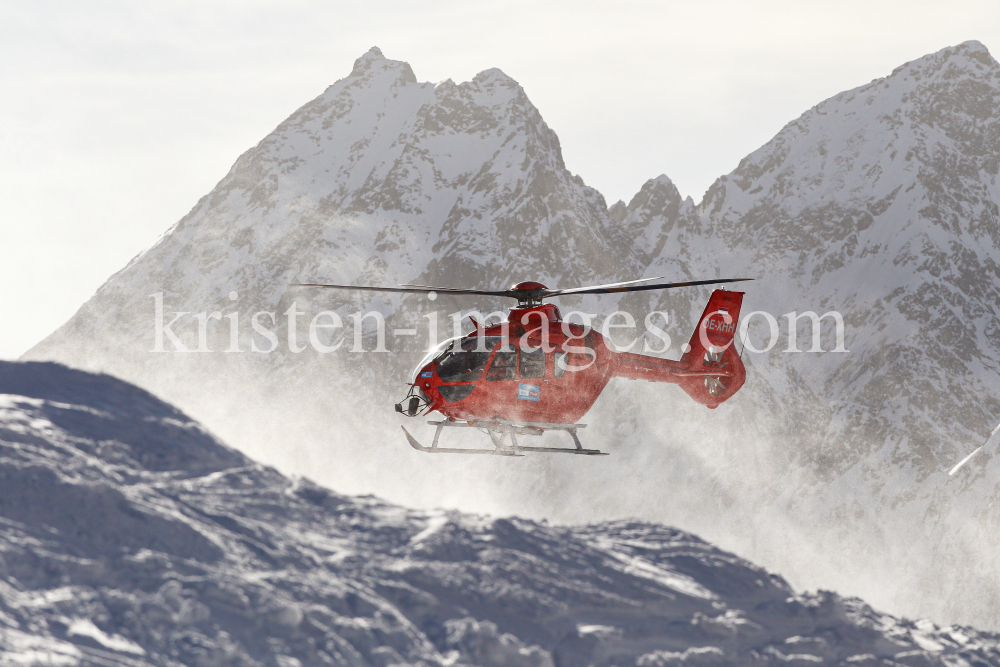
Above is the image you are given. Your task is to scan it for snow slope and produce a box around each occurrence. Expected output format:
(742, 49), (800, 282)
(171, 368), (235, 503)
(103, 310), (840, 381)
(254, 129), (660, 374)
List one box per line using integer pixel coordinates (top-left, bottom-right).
(4, 360), (1000, 666)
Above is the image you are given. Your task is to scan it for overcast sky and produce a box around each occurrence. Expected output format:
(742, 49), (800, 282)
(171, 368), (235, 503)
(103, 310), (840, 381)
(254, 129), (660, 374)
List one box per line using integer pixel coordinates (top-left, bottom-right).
(2, 0), (998, 359)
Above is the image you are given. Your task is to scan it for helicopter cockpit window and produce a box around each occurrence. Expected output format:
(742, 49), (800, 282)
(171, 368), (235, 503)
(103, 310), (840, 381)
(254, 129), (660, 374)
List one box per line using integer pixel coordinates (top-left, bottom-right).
(436, 336), (501, 384)
(486, 347), (517, 381)
(519, 346), (545, 379)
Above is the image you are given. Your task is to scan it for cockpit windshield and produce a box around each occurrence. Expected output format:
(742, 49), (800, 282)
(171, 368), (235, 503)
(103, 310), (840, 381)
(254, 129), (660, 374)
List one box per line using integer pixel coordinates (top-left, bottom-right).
(435, 336), (504, 383)
(412, 335), (507, 381)
(413, 337), (461, 378)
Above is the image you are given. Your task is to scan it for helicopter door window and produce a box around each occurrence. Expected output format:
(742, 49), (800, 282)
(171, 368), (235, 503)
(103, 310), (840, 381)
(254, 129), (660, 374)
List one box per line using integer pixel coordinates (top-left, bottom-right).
(554, 349), (594, 375)
(486, 348), (517, 381)
(554, 352), (569, 378)
(519, 347), (545, 379)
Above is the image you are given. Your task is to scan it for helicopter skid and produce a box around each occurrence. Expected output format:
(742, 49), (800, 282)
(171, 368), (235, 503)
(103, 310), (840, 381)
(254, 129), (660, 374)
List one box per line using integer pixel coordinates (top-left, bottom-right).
(402, 419), (607, 456)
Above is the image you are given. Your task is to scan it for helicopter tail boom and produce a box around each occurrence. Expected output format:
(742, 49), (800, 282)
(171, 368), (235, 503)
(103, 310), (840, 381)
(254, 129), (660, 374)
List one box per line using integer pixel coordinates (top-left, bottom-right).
(610, 290), (746, 408)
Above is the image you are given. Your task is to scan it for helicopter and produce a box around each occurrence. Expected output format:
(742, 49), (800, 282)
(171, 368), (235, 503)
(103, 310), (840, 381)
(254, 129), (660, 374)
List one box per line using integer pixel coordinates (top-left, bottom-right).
(298, 277), (750, 456)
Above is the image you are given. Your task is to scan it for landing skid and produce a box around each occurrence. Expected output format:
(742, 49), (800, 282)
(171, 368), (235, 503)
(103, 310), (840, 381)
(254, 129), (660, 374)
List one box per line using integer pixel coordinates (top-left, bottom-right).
(402, 419), (608, 456)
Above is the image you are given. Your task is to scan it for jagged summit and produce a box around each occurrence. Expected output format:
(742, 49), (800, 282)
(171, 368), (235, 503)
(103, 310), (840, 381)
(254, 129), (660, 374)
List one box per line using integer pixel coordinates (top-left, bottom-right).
(344, 46), (417, 90)
(956, 38), (990, 53)
(348, 45), (417, 83)
(607, 199), (627, 224)
(890, 39), (995, 76)
(611, 175), (694, 262)
(471, 66), (520, 88)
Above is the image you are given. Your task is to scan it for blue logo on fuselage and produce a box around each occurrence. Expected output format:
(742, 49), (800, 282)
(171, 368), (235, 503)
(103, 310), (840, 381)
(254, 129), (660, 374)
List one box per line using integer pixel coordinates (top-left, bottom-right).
(518, 383), (540, 401)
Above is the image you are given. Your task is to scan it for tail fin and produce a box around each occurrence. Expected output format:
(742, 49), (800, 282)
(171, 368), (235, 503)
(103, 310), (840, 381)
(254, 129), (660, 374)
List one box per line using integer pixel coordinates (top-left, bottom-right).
(677, 290), (747, 408)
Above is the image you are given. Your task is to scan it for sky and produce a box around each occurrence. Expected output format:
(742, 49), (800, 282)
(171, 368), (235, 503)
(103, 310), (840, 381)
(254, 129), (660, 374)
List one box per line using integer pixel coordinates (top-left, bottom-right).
(2, 0), (998, 360)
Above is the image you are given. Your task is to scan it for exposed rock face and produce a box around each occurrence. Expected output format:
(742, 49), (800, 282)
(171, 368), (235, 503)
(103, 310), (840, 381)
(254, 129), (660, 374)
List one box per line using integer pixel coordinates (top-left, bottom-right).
(22, 42), (1000, 628)
(4, 360), (1000, 667)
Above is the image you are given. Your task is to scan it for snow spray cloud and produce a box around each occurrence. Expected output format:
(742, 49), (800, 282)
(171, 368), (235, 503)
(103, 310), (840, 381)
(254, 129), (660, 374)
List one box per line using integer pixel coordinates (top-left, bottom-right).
(149, 293), (851, 356)
(134, 290), (964, 633)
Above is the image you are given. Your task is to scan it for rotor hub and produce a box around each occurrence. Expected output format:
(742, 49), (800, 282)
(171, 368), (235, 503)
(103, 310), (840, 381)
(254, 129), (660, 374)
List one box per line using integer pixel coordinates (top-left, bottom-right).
(510, 281), (548, 307)
(511, 281), (548, 291)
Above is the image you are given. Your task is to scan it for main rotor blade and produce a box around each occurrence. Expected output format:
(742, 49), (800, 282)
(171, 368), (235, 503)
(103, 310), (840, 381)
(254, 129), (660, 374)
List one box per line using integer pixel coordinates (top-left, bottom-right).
(295, 283), (517, 298)
(398, 283), (516, 297)
(401, 277), (667, 296)
(296, 277), (753, 299)
(547, 277), (753, 296)
(538, 276), (665, 295)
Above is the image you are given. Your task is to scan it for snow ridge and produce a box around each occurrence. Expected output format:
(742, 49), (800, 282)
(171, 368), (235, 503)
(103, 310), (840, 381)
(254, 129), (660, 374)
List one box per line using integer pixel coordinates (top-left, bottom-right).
(3, 360), (1000, 666)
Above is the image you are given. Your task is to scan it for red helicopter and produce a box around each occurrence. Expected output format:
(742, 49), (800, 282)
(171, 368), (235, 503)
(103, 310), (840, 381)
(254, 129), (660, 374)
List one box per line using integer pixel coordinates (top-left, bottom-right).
(299, 277), (750, 456)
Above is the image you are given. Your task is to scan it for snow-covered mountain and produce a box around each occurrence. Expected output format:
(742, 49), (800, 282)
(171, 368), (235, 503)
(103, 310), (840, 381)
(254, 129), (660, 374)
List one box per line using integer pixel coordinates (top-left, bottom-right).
(648, 39), (1000, 628)
(6, 359), (1000, 667)
(579, 39), (1000, 618)
(22, 45), (645, 478)
(22, 42), (1000, 629)
(693, 39), (1000, 459)
(27, 46), (636, 363)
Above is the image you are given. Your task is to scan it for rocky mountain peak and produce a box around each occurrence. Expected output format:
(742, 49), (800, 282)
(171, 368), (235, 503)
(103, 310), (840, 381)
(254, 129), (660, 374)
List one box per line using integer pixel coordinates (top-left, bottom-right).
(608, 200), (627, 224)
(891, 39), (996, 77)
(348, 45), (417, 84)
(615, 174), (692, 262)
(472, 66), (520, 89)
